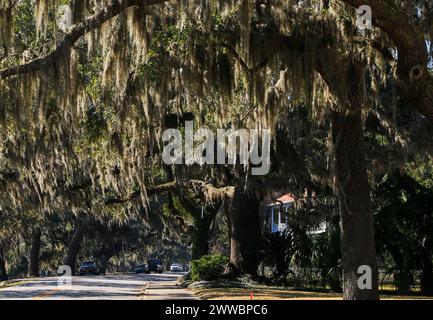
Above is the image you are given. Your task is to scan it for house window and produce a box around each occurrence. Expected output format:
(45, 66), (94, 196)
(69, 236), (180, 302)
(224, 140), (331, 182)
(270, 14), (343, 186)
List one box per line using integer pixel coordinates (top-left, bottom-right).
(273, 208), (279, 225)
(280, 204), (291, 225)
(268, 203), (293, 233)
(280, 212), (288, 225)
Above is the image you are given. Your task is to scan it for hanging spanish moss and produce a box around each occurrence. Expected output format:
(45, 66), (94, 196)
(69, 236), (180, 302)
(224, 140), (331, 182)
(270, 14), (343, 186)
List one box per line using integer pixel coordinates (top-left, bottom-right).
(0, 0), (429, 223)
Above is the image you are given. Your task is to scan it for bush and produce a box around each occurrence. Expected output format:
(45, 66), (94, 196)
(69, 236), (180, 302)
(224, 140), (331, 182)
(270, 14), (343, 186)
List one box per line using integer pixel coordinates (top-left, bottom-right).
(191, 254), (229, 281)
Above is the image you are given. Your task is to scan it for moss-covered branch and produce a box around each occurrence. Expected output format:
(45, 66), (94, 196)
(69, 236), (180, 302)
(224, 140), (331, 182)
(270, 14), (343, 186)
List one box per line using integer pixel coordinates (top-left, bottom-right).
(0, 0), (169, 79)
(104, 180), (177, 205)
(340, 0), (433, 124)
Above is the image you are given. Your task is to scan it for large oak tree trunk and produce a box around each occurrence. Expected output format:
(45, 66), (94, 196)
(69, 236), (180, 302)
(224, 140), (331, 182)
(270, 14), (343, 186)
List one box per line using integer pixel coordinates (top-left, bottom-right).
(229, 188), (261, 276)
(318, 57), (379, 300)
(28, 227), (41, 277)
(64, 224), (86, 275)
(176, 187), (222, 261)
(0, 246), (7, 281)
(331, 108), (379, 300)
(97, 244), (115, 275)
(191, 213), (214, 260)
(96, 234), (124, 274)
(190, 204), (220, 260)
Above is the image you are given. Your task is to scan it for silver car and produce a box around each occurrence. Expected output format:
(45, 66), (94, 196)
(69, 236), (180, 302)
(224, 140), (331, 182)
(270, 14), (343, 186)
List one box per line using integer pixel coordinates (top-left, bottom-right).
(170, 263), (183, 272)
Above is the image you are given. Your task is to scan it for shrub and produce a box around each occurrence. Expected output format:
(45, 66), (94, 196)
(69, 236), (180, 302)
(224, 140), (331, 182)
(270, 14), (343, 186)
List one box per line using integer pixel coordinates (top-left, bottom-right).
(191, 254), (229, 281)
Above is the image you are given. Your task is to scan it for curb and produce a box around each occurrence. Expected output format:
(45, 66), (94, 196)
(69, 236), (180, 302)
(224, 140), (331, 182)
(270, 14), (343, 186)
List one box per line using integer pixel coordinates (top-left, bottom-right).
(0, 280), (29, 289)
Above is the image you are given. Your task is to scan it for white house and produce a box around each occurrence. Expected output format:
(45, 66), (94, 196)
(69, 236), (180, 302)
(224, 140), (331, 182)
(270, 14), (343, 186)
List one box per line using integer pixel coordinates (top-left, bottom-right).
(260, 192), (327, 235)
(266, 193), (295, 233)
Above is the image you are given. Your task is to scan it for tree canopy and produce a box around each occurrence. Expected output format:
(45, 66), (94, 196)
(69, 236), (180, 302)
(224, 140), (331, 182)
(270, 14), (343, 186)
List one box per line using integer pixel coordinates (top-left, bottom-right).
(0, 0), (432, 300)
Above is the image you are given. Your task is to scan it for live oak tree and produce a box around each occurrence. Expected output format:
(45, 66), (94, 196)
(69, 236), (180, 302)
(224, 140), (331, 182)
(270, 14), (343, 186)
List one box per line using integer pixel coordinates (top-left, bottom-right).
(0, 0), (432, 299)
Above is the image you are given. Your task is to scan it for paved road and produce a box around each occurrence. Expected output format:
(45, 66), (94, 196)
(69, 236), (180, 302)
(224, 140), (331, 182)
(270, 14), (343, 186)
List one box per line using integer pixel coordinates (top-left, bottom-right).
(0, 273), (198, 300)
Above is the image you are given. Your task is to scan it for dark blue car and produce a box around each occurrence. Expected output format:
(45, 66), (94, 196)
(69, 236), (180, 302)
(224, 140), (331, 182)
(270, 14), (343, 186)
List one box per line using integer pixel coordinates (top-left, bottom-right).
(78, 261), (99, 276)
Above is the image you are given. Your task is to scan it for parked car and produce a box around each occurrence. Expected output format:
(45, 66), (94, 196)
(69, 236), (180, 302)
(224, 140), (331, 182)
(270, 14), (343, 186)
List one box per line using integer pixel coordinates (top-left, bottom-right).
(170, 263), (183, 272)
(134, 264), (149, 274)
(78, 261), (99, 276)
(147, 259), (163, 273)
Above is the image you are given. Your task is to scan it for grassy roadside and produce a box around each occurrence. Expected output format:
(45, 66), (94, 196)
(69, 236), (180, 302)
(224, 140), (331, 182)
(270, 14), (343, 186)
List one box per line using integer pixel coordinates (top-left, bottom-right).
(187, 280), (433, 300)
(192, 287), (341, 300)
(192, 287), (433, 300)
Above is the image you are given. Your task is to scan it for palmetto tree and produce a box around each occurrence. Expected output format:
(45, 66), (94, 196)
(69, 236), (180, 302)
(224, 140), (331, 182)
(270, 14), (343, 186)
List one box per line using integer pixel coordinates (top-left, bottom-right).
(374, 171), (433, 295)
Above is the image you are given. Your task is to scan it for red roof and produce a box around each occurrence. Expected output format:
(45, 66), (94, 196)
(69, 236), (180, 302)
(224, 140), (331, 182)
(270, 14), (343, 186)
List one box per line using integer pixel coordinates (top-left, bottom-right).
(264, 193), (295, 206)
(276, 193), (295, 204)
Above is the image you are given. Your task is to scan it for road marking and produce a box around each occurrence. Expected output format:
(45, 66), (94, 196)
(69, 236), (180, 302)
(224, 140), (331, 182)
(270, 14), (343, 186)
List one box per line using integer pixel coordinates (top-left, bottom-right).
(140, 281), (153, 300)
(147, 281), (151, 292)
(32, 287), (63, 300)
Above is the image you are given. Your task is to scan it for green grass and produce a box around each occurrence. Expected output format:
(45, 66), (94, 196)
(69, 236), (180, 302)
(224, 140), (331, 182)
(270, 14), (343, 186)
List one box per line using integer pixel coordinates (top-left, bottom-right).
(188, 280), (433, 300)
(0, 280), (29, 289)
(192, 287), (433, 300)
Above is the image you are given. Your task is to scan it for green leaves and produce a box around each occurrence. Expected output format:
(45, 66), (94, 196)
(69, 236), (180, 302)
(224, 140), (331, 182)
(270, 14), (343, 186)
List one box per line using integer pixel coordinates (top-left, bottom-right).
(191, 254), (229, 281)
(82, 106), (107, 143)
(373, 170), (433, 291)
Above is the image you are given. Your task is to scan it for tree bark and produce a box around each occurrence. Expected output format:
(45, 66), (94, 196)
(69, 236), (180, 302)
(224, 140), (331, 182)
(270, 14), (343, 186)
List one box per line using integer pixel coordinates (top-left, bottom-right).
(0, 246), (7, 281)
(191, 211), (215, 260)
(98, 254), (110, 275)
(28, 227), (42, 277)
(229, 187), (262, 276)
(105, 180), (176, 205)
(176, 184), (225, 261)
(64, 224), (86, 275)
(97, 244), (115, 275)
(96, 234), (124, 274)
(315, 54), (380, 300)
(331, 107), (379, 300)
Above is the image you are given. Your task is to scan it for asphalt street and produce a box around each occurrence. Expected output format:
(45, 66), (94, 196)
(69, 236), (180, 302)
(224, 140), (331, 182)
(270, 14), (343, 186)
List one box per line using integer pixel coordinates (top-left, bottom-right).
(0, 273), (198, 300)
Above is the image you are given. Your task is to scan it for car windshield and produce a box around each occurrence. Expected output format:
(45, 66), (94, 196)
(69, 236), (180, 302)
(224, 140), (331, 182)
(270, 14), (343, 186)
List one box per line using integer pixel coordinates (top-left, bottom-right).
(148, 260), (161, 265)
(82, 261), (95, 266)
